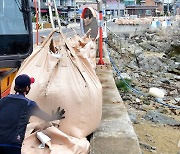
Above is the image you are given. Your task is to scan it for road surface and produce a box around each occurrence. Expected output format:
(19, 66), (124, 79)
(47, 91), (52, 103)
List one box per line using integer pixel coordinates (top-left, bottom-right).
(33, 25), (81, 44)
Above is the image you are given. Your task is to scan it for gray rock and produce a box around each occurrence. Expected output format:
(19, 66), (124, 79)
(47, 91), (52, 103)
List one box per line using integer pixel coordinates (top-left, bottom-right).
(128, 61), (139, 70)
(168, 61), (180, 71)
(159, 42), (172, 53)
(127, 109), (139, 124)
(120, 73), (131, 80)
(174, 75), (180, 80)
(174, 62), (180, 70)
(144, 110), (180, 126)
(139, 142), (156, 151)
(169, 89), (178, 95)
(140, 72), (147, 76)
(141, 104), (152, 111)
(138, 57), (166, 72)
(160, 78), (170, 84)
(150, 149), (157, 153)
(134, 48), (143, 54)
(139, 41), (153, 50)
(150, 46), (159, 52)
(121, 48), (126, 53)
(135, 37), (143, 43)
(175, 98), (180, 103)
(133, 73), (140, 78)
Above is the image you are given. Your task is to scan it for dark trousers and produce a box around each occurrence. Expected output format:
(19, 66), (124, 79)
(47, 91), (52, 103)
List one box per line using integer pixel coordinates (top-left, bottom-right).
(0, 146), (21, 154)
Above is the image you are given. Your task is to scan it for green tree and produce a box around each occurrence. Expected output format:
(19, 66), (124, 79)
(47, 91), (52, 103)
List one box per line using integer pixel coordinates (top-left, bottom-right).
(136, 0), (141, 4)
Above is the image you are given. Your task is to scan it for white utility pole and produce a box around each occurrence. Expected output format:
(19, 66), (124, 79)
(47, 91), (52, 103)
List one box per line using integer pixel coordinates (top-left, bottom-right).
(52, 0), (62, 31)
(47, 0), (55, 29)
(74, 0), (76, 23)
(38, 0), (41, 22)
(118, 0), (120, 16)
(167, 0), (170, 15)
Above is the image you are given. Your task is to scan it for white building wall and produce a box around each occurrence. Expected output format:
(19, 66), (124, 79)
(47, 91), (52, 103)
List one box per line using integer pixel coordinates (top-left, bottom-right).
(58, 0), (74, 6)
(32, 0), (76, 6)
(163, 0), (174, 3)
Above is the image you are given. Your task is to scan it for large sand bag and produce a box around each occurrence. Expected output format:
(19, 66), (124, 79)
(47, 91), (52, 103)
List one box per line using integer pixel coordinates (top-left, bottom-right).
(11, 30), (102, 138)
(66, 30), (97, 70)
(22, 124), (90, 154)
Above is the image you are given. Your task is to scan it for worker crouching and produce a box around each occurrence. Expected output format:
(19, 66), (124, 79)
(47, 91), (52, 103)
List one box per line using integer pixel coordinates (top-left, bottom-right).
(0, 74), (65, 154)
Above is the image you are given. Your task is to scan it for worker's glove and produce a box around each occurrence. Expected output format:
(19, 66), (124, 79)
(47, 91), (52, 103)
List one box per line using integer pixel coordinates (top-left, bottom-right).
(52, 107), (65, 120)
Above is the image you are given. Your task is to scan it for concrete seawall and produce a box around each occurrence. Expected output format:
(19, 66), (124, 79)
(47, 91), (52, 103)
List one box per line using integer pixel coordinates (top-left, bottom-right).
(107, 22), (149, 38)
(91, 55), (141, 154)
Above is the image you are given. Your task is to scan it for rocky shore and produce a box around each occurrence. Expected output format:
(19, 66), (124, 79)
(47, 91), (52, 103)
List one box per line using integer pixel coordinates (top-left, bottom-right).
(107, 20), (180, 153)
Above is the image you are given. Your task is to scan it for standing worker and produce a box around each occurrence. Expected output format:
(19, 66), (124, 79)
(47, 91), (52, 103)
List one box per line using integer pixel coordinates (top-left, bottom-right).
(0, 74), (65, 154)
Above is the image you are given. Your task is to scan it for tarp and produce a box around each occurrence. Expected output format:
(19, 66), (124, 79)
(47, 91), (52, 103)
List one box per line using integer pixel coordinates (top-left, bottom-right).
(11, 30), (102, 153)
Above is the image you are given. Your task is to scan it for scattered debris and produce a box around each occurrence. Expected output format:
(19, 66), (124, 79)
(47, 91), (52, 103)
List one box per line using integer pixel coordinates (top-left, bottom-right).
(107, 18), (180, 153)
(148, 87), (165, 98)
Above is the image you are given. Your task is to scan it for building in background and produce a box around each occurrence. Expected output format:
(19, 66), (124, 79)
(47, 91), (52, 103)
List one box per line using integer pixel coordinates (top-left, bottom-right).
(176, 0), (180, 14)
(125, 5), (158, 17)
(141, 0), (163, 15)
(105, 0), (125, 19)
(30, 0), (76, 21)
(154, 0), (164, 16)
(124, 0), (136, 6)
(30, 0), (179, 22)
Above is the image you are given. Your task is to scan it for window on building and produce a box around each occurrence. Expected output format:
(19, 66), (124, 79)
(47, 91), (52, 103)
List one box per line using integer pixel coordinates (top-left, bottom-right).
(145, 10), (152, 15)
(138, 10), (143, 15)
(61, 0), (67, 6)
(55, 0), (60, 6)
(124, 0), (135, 6)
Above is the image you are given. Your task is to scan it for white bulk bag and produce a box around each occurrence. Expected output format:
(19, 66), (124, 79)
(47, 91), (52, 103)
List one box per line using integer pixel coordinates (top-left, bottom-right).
(11, 31), (102, 138)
